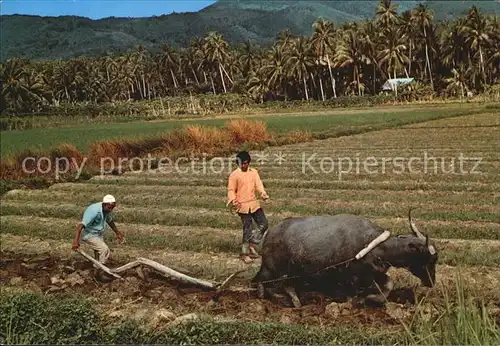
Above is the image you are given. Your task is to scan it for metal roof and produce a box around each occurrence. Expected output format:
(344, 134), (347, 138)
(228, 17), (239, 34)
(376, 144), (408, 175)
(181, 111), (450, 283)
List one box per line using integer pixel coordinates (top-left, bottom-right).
(382, 78), (415, 90)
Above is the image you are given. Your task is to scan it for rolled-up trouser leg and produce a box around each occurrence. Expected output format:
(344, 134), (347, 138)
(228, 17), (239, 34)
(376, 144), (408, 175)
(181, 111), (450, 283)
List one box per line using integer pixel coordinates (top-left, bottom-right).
(250, 208), (269, 245)
(239, 213), (254, 254)
(82, 236), (110, 264)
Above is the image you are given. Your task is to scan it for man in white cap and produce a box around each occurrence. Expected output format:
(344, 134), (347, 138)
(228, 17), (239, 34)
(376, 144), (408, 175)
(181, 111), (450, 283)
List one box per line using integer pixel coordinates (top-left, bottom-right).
(72, 194), (125, 265)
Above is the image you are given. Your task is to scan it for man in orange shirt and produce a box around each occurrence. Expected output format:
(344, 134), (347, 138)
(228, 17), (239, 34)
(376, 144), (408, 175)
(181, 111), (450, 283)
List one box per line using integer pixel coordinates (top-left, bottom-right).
(227, 151), (269, 264)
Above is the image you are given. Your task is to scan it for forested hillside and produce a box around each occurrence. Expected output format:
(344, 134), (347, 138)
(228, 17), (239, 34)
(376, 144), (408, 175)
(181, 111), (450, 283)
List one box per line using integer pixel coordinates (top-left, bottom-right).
(1, 0), (498, 60)
(1, 1), (499, 114)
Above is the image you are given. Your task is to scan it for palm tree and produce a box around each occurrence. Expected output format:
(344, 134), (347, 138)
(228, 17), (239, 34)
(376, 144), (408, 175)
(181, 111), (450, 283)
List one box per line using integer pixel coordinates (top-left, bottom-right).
(360, 20), (381, 94)
(52, 59), (86, 103)
(159, 44), (180, 89)
(117, 53), (137, 100)
(484, 15), (500, 84)
(400, 10), (415, 76)
(444, 66), (470, 99)
(276, 29), (295, 51)
(311, 18), (338, 98)
(461, 7), (491, 85)
(378, 26), (409, 81)
(376, 0), (399, 28)
(247, 68), (268, 103)
(335, 27), (364, 96)
(285, 36), (314, 100)
(203, 32), (232, 93)
(238, 41), (258, 79)
(189, 36), (209, 85)
(3, 59), (51, 112)
(440, 19), (467, 70)
(412, 3), (435, 90)
(262, 46), (288, 99)
(132, 46), (150, 99)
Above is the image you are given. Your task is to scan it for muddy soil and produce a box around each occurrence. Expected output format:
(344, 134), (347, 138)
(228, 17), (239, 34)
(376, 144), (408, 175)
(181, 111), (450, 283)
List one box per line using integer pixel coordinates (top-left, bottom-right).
(0, 250), (435, 328)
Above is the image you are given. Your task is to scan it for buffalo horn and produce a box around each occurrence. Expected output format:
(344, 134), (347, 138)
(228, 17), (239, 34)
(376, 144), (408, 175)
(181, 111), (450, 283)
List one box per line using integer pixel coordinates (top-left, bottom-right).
(355, 230), (391, 260)
(426, 235), (437, 255)
(408, 209), (425, 240)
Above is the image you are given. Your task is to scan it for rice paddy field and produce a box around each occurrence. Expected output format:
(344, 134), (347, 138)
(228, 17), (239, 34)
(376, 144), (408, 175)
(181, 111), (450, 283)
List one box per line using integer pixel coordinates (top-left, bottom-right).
(1, 106), (499, 344)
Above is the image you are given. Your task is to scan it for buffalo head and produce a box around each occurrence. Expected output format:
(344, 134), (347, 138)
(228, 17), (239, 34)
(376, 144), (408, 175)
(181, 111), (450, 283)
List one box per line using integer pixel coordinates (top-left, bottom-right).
(405, 209), (438, 287)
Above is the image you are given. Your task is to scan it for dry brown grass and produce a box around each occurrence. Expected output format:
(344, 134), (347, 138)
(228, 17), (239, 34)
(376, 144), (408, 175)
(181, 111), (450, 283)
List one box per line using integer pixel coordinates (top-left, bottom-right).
(1, 120), (307, 182)
(0, 156), (22, 180)
(275, 130), (313, 145)
(88, 137), (165, 165)
(92, 119), (276, 164)
(225, 119), (273, 144)
(0, 143), (84, 180)
(161, 125), (233, 156)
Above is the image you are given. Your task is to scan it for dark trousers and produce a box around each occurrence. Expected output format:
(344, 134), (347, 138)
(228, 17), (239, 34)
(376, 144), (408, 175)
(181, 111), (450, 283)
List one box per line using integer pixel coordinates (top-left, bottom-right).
(238, 208), (268, 254)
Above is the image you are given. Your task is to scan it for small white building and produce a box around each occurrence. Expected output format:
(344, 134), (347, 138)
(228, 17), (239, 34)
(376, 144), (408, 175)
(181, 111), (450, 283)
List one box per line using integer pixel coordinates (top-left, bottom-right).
(381, 78), (415, 92)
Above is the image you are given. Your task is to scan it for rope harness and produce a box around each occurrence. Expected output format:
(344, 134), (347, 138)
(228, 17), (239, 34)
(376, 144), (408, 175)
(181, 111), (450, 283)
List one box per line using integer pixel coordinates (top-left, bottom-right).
(255, 231), (391, 285)
(258, 257), (357, 285)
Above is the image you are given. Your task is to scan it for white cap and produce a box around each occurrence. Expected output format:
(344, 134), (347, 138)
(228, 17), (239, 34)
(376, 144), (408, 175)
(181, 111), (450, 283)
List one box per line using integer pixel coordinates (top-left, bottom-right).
(103, 194), (116, 203)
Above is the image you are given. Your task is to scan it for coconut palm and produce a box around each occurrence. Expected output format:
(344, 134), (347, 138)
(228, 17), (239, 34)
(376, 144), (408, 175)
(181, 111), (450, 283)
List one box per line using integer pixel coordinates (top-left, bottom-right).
(262, 46), (288, 99)
(376, 0), (399, 28)
(335, 27), (364, 96)
(159, 44), (180, 90)
(378, 26), (409, 80)
(311, 18), (338, 98)
(276, 29), (295, 51)
(238, 41), (258, 79)
(444, 66), (470, 99)
(0, 58), (48, 112)
(360, 20), (381, 94)
(203, 32), (232, 93)
(285, 36), (314, 100)
(412, 3), (435, 89)
(461, 7), (491, 85)
(247, 68), (268, 103)
(399, 10), (416, 76)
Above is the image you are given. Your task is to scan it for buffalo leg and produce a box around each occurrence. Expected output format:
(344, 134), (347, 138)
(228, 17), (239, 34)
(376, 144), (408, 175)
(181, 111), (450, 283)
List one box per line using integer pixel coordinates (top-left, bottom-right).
(284, 285), (302, 308)
(366, 273), (393, 304)
(253, 266), (273, 299)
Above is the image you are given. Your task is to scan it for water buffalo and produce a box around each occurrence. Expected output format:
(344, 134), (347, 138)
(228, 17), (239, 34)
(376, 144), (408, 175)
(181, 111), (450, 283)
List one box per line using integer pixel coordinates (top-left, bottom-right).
(252, 210), (438, 307)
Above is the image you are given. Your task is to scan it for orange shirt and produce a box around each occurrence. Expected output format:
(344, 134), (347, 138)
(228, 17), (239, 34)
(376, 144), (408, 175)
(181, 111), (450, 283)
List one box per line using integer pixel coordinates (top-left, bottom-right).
(227, 168), (269, 214)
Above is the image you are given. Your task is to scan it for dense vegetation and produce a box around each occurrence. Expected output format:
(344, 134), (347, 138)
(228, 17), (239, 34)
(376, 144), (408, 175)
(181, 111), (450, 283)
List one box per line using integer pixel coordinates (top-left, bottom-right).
(1, 1), (499, 115)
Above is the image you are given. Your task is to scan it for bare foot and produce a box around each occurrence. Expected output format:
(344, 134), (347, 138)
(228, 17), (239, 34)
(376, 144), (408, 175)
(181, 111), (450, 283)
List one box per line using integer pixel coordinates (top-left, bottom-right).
(249, 244), (260, 258)
(240, 255), (254, 264)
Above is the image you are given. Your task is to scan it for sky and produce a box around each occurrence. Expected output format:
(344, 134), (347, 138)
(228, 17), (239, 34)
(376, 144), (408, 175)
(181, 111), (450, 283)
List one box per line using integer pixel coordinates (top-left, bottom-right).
(0, 0), (218, 19)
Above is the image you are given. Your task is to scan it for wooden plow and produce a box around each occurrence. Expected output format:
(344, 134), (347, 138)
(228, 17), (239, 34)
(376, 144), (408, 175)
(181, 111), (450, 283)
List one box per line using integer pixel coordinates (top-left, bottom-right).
(76, 230), (391, 293)
(76, 249), (249, 291)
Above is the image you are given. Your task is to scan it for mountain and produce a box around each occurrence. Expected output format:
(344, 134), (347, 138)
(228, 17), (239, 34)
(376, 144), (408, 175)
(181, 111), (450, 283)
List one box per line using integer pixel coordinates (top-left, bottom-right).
(1, 0), (499, 61)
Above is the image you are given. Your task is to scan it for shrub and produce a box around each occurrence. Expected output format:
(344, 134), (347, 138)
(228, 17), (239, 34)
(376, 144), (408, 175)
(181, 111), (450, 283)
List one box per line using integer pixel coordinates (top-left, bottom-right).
(225, 119), (273, 144)
(402, 275), (500, 345)
(0, 292), (102, 344)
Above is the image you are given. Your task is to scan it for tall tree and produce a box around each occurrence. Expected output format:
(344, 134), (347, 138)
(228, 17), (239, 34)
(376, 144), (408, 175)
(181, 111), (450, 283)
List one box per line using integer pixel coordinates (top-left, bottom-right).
(376, 0), (399, 28)
(462, 6), (491, 85)
(203, 32), (232, 93)
(311, 18), (338, 98)
(335, 27), (364, 96)
(412, 3), (435, 90)
(285, 36), (314, 100)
